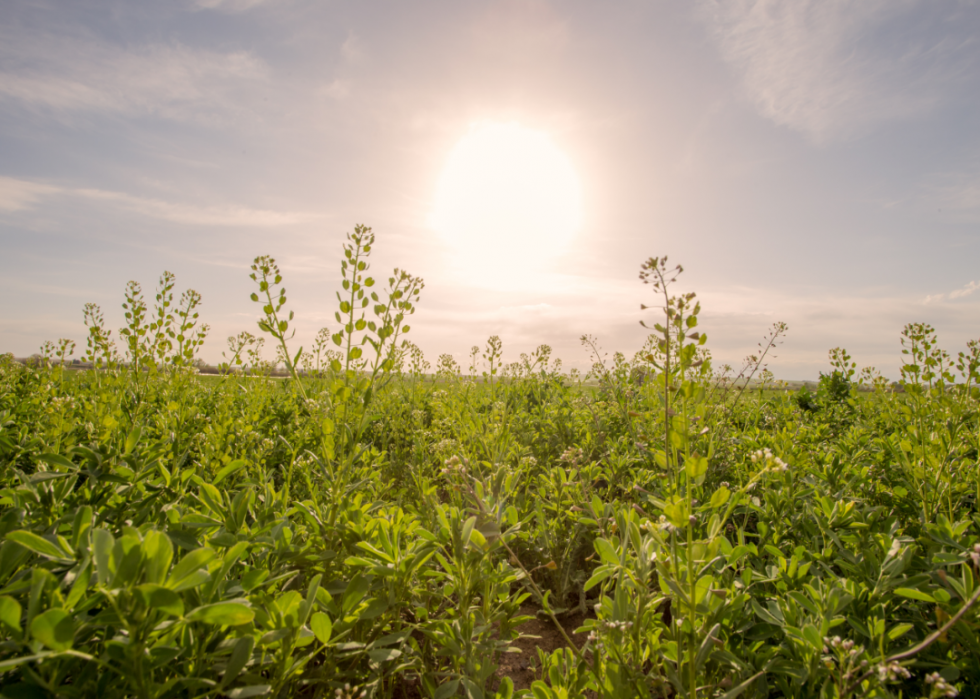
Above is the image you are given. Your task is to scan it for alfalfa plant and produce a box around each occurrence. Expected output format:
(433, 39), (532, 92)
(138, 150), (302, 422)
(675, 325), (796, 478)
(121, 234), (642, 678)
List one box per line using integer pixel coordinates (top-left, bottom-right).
(220, 331), (259, 373)
(300, 327), (340, 377)
(114, 271), (210, 373)
(249, 224), (423, 456)
(249, 256), (306, 394)
(328, 225), (424, 441)
(481, 335), (504, 400)
(82, 303), (117, 370)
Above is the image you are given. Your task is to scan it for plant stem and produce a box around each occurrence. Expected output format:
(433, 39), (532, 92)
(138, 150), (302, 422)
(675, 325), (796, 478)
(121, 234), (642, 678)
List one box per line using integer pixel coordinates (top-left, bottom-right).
(843, 583), (980, 696)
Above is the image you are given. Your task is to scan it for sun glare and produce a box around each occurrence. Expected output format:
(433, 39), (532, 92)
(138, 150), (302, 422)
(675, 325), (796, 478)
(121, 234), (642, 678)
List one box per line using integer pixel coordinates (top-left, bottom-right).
(430, 122), (582, 283)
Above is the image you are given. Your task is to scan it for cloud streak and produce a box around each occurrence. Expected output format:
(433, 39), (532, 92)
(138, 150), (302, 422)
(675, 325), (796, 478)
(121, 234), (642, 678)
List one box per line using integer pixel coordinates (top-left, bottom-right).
(0, 29), (267, 122)
(701, 0), (980, 140)
(194, 0), (274, 11)
(0, 177), (59, 212)
(0, 176), (311, 227)
(926, 280), (980, 303)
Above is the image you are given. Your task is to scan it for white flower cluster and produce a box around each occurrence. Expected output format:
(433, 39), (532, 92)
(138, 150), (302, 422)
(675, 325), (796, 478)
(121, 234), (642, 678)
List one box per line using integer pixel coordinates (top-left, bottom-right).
(559, 446), (584, 465)
(750, 448), (788, 472)
(586, 629), (605, 654)
(822, 636), (867, 671)
(430, 438), (456, 454)
(49, 395), (76, 410)
(876, 660), (911, 682)
(925, 672), (959, 698)
(645, 515), (677, 533)
(824, 636), (858, 653)
(601, 619), (633, 632)
(441, 455), (466, 477)
(970, 543), (980, 569)
(334, 684), (367, 699)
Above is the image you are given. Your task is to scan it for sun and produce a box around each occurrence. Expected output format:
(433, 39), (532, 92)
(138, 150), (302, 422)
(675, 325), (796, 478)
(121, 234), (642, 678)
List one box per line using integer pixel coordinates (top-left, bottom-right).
(429, 122), (582, 283)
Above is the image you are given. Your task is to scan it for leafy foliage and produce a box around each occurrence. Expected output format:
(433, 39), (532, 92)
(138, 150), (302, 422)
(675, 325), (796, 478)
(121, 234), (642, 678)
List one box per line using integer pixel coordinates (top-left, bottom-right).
(2, 231), (980, 698)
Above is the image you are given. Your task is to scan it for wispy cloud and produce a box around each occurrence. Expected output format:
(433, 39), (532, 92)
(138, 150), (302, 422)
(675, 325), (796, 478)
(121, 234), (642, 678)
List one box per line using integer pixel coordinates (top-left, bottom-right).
(926, 279), (980, 303)
(319, 79), (351, 101)
(950, 281), (980, 299)
(0, 176), (59, 212)
(701, 0), (979, 141)
(0, 176), (311, 227)
(0, 29), (267, 122)
(69, 189), (311, 227)
(341, 32), (365, 64)
(193, 0), (275, 11)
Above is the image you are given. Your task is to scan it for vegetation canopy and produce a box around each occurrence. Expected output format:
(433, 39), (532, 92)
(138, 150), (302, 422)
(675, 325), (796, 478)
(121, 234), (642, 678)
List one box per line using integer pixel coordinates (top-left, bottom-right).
(2, 225), (979, 699)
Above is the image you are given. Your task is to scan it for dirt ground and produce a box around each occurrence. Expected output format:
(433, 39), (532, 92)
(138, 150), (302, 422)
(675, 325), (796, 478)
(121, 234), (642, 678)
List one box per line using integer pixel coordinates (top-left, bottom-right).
(493, 602), (593, 691)
(393, 602), (594, 697)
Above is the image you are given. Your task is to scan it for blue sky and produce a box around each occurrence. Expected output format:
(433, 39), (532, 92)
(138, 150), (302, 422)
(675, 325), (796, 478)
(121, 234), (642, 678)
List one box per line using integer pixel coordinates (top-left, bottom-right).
(1, 0), (979, 378)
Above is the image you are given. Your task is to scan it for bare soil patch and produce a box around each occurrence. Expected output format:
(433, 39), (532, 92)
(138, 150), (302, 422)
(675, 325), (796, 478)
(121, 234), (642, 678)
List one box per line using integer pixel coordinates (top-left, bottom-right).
(393, 602), (594, 697)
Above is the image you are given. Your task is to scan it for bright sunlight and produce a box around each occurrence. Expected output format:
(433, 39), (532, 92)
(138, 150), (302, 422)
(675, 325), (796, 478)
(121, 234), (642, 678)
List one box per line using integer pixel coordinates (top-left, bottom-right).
(429, 122), (582, 283)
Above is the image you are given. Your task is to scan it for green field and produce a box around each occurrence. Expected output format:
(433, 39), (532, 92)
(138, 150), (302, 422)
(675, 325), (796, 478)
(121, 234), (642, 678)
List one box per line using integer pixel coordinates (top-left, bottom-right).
(2, 232), (979, 699)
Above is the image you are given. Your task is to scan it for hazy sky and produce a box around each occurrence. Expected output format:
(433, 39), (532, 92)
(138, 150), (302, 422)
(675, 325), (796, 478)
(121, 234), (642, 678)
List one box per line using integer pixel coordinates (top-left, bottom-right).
(2, 0), (979, 379)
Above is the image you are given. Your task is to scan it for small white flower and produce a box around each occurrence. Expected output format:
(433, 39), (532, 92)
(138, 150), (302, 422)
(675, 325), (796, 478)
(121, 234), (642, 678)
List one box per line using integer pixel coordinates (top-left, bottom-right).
(876, 660), (911, 682)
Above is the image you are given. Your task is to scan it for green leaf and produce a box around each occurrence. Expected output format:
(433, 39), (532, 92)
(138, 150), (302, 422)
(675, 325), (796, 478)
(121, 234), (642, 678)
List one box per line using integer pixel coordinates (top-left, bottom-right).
(124, 426), (142, 455)
(584, 567), (614, 592)
(112, 536), (145, 586)
(802, 624), (822, 651)
(594, 538), (619, 566)
(185, 601), (254, 626)
(310, 612), (332, 644)
(686, 455), (709, 482)
(495, 677), (514, 699)
(167, 548), (217, 591)
(30, 609), (74, 651)
(226, 686), (271, 699)
(143, 530), (174, 585)
(213, 460), (247, 486)
(70, 506), (93, 551)
(6, 531), (73, 563)
(894, 588), (936, 603)
(36, 453), (77, 471)
(530, 681), (554, 699)
(717, 669), (767, 699)
(65, 560), (91, 610)
(887, 623), (914, 640)
(241, 568), (270, 592)
(709, 486), (731, 509)
(137, 584), (184, 617)
(0, 595), (22, 633)
(434, 680), (460, 699)
(29, 471), (75, 483)
(221, 636), (254, 689)
(342, 574), (370, 614)
(299, 574), (321, 628)
(367, 648), (401, 663)
(93, 529), (114, 585)
(0, 652), (57, 672)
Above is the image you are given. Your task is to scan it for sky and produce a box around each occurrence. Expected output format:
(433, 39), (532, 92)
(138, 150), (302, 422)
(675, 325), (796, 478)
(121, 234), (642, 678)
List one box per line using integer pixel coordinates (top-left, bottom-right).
(1, 0), (979, 380)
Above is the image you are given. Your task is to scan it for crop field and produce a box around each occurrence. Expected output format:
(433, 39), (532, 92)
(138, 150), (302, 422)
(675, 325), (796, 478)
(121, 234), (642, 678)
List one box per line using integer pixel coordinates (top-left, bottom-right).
(1, 229), (979, 699)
